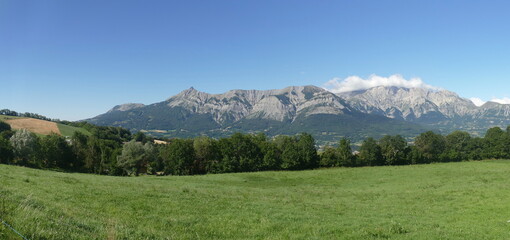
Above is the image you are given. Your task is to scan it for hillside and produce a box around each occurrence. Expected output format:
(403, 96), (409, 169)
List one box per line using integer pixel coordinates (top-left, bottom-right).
(2, 161), (510, 239)
(0, 115), (90, 137)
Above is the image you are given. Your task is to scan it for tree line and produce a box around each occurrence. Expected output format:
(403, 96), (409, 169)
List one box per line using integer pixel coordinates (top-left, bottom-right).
(2, 119), (510, 176)
(0, 109), (59, 122)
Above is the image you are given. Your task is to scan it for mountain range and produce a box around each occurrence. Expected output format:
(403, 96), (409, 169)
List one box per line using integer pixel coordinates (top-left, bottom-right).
(87, 85), (510, 144)
(339, 86), (510, 132)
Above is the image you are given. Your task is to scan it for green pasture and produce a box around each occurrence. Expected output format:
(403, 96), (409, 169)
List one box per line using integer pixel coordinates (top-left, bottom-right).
(1, 160), (510, 239)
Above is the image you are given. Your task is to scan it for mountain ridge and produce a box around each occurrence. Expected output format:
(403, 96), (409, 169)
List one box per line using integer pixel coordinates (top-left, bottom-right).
(87, 85), (510, 143)
(339, 85), (510, 133)
(88, 85), (431, 144)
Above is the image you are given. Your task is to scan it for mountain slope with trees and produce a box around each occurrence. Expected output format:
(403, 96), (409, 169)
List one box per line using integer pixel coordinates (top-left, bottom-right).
(87, 86), (429, 144)
(88, 85), (510, 143)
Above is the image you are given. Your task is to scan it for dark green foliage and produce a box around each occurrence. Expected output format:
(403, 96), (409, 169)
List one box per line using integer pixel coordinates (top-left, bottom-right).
(379, 135), (408, 165)
(320, 146), (338, 167)
(278, 137), (301, 170)
(319, 138), (354, 168)
(443, 131), (472, 162)
(94, 139), (122, 174)
(91, 126), (131, 144)
(0, 120), (11, 132)
(0, 121), (13, 164)
(20, 112), (53, 121)
(253, 133), (281, 171)
(337, 138), (354, 167)
(0, 135), (13, 164)
(414, 131), (446, 163)
(82, 136), (102, 173)
(0, 109), (18, 116)
(161, 139), (196, 175)
(71, 131), (89, 171)
(407, 145), (424, 165)
(193, 136), (220, 173)
(0, 129), (14, 139)
(276, 133), (318, 170)
(149, 145), (165, 173)
(358, 137), (383, 166)
(40, 134), (74, 169)
(297, 133), (320, 169)
(482, 127), (510, 159)
(218, 133), (263, 172)
(71, 131), (123, 174)
(133, 131), (152, 144)
(467, 137), (484, 160)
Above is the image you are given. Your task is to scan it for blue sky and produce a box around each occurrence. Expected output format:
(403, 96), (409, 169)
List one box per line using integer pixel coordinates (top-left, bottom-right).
(2, 0), (510, 120)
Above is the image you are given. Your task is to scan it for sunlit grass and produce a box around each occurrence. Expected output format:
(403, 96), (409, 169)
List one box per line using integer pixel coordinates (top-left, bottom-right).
(57, 123), (91, 137)
(2, 160), (510, 239)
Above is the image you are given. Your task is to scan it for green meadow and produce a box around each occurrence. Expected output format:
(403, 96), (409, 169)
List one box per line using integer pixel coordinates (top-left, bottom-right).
(2, 160), (510, 239)
(56, 123), (91, 137)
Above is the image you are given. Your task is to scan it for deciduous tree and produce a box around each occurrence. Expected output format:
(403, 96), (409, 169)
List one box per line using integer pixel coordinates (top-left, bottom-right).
(10, 129), (40, 167)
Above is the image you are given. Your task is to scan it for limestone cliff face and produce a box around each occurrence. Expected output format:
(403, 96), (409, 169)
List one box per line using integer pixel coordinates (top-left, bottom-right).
(339, 86), (477, 121)
(338, 86), (510, 134)
(474, 102), (510, 123)
(100, 85), (510, 126)
(90, 85), (510, 140)
(165, 86), (352, 123)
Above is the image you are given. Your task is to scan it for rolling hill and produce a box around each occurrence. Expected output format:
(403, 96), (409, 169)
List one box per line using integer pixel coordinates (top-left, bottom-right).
(0, 115), (90, 137)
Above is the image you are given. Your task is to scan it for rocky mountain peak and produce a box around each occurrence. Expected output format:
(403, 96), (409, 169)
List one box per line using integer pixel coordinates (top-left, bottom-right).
(161, 85), (350, 123)
(340, 86), (476, 120)
(88, 84), (510, 143)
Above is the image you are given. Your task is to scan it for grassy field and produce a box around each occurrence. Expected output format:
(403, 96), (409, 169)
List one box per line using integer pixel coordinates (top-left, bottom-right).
(2, 161), (510, 239)
(0, 115), (90, 137)
(56, 123), (91, 137)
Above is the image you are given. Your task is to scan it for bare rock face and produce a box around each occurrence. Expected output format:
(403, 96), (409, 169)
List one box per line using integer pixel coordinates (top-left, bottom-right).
(339, 86), (477, 121)
(338, 86), (510, 135)
(166, 86), (351, 124)
(474, 102), (510, 124)
(90, 85), (510, 141)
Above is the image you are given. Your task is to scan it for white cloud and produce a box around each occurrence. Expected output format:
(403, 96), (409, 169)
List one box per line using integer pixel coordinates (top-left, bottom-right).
(323, 74), (440, 93)
(490, 97), (510, 105)
(470, 98), (486, 107)
(469, 97), (510, 107)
